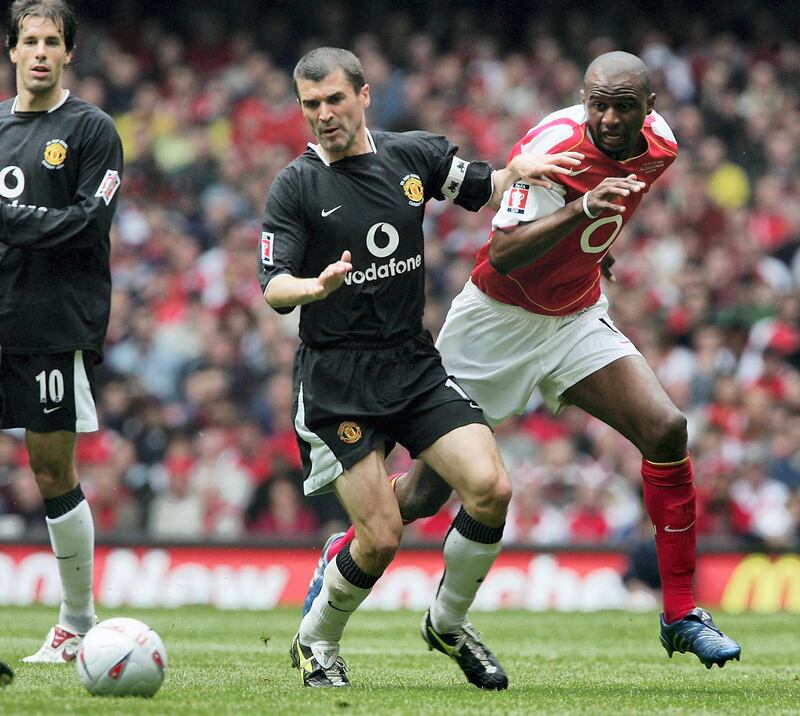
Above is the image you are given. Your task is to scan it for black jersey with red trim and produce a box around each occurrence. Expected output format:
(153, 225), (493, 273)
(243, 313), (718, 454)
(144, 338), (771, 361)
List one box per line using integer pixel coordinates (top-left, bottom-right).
(259, 129), (493, 348)
(0, 92), (123, 356)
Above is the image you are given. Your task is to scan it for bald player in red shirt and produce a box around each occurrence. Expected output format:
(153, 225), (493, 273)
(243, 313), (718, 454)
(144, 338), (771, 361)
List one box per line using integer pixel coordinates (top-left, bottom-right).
(304, 51), (741, 671)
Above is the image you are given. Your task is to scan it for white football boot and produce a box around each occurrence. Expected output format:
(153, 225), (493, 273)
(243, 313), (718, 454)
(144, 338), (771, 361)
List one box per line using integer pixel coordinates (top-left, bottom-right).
(22, 624), (89, 663)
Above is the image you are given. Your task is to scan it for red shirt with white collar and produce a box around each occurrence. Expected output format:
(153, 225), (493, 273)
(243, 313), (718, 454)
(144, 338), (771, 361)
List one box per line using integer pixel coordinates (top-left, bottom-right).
(471, 104), (677, 316)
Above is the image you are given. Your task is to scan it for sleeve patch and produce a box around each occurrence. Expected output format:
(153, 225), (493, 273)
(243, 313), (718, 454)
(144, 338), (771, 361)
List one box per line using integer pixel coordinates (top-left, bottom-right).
(441, 155), (469, 199)
(261, 231), (274, 266)
(94, 169), (121, 205)
(506, 182), (530, 214)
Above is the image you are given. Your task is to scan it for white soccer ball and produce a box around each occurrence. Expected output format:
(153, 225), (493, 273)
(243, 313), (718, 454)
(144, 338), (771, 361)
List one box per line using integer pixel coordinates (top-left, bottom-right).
(76, 617), (168, 697)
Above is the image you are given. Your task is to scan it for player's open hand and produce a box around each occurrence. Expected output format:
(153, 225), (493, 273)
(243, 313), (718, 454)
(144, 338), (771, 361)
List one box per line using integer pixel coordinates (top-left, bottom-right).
(585, 174), (646, 215)
(314, 250), (352, 299)
(510, 151), (585, 189)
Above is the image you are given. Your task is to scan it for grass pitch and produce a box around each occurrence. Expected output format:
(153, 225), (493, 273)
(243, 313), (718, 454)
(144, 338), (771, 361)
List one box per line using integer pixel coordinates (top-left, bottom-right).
(1, 605), (798, 715)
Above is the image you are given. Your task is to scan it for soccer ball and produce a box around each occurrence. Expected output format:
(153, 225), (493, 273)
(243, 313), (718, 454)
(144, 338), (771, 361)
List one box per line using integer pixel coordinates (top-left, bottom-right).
(76, 617), (167, 697)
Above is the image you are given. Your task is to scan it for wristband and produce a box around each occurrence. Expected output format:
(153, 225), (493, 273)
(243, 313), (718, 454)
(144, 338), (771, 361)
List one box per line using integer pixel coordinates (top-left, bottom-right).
(582, 192), (599, 219)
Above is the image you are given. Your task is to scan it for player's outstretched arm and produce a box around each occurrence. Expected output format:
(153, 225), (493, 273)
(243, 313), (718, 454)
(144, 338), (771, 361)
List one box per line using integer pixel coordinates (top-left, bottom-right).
(265, 251), (353, 309)
(489, 174), (645, 274)
(487, 152), (584, 210)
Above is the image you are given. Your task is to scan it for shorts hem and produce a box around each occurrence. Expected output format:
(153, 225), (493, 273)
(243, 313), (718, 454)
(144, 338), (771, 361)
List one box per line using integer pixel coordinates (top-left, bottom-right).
(75, 419), (99, 434)
(549, 346), (641, 415)
(407, 416), (487, 458)
(303, 439), (383, 496)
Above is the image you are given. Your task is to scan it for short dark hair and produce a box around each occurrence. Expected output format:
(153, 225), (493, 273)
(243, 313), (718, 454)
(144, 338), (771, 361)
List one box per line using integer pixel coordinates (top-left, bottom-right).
(584, 51), (652, 95)
(6, 0), (77, 53)
(292, 47), (364, 98)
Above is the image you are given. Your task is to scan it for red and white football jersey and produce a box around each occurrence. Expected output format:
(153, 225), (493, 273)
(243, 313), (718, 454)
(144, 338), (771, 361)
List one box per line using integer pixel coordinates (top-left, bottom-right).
(471, 104), (677, 316)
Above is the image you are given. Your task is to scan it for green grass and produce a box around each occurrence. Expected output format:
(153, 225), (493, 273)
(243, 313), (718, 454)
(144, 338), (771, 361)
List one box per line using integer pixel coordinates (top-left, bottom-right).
(1, 605), (798, 715)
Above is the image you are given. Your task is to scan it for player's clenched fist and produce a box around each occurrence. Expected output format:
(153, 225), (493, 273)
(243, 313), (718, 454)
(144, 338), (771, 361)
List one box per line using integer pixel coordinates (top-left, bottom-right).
(585, 174), (646, 215)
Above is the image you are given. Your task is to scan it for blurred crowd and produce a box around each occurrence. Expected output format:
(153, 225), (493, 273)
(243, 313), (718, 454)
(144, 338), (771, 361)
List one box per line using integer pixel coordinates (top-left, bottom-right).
(0, 1), (798, 551)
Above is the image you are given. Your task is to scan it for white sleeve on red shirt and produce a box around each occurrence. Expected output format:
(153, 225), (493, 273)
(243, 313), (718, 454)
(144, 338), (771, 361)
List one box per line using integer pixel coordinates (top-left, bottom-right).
(491, 105), (584, 229)
(649, 111), (678, 144)
(492, 181), (565, 229)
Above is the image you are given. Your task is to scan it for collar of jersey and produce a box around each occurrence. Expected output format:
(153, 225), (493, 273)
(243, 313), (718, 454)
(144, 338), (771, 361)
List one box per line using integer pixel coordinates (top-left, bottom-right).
(309, 127), (376, 166)
(12, 89), (70, 114)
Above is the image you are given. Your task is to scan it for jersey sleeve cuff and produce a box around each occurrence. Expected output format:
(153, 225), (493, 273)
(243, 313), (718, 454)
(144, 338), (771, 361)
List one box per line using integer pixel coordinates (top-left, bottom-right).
(452, 160), (494, 212)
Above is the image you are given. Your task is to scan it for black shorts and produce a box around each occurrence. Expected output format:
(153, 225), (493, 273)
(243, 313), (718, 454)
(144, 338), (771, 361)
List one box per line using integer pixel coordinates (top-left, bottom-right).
(0, 350), (99, 433)
(293, 331), (487, 495)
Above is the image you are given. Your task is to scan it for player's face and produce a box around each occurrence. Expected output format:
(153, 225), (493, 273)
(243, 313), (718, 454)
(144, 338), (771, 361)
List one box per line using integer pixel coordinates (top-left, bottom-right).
(297, 68), (371, 161)
(582, 73), (655, 160)
(9, 15), (71, 110)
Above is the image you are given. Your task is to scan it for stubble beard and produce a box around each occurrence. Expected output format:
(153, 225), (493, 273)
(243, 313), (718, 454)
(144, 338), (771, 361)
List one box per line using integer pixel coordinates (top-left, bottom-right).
(320, 129), (354, 155)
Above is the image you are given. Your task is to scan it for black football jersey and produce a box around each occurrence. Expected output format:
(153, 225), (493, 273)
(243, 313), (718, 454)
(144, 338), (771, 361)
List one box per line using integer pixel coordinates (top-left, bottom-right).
(259, 130), (493, 347)
(0, 92), (123, 356)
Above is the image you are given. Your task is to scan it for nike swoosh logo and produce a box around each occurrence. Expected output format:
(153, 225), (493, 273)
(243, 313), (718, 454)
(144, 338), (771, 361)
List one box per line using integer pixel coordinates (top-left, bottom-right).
(426, 627), (457, 657)
(43, 407), (62, 414)
(568, 165), (593, 176)
(327, 600), (354, 613)
(55, 553), (78, 560)
(321, 205), (342, 217)
(664, 521), (695, 533)
(469, 401), (480, 409)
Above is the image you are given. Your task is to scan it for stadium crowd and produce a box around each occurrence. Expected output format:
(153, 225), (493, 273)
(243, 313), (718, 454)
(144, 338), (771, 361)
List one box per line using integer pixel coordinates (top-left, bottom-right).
(0, 1), (798, 552)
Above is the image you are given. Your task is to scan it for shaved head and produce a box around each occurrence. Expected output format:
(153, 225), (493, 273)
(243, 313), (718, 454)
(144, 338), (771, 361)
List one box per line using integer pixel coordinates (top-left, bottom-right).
(581, 51), (655, 160)
(584, 51), (651, 95)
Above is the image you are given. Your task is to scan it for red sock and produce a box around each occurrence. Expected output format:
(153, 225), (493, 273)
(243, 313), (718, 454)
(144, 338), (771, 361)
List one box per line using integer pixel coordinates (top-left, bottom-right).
(327, 525), (355, 560)
(327, 473), (411, 559)
(641, 457), (697, 624)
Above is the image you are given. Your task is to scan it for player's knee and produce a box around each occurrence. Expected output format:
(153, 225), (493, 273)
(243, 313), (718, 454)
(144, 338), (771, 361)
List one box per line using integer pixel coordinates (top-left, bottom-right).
(29, 463), (74, 497)
(489, 475), (513, 519)
(462, 469), (512, 525)
(647, 410), (688, 457)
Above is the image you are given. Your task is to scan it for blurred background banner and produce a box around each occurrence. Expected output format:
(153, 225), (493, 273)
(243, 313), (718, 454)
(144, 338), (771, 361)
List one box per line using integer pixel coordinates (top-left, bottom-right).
(1, 0), (799, 607)
(2, 544), (797, 613)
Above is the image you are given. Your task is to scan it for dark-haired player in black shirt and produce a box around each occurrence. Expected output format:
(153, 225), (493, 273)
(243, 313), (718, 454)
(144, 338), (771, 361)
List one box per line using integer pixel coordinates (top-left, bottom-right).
(261, 46), (581, 688)
(0, 0), (122, 662)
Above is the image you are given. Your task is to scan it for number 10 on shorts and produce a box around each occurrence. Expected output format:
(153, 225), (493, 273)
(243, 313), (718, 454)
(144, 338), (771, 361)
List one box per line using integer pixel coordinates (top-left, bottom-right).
(35, 369), (64, 404)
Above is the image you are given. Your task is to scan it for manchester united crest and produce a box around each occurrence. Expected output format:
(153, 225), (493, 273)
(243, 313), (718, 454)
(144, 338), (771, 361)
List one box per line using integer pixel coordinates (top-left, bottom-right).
(42, 139), (68, 169)
(337, 421), (363, 444)
(400, 174), (424, 206)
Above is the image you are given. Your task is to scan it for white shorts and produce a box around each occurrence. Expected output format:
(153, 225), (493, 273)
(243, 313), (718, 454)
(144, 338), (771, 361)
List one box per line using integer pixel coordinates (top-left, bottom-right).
(435, 280), (641, 425)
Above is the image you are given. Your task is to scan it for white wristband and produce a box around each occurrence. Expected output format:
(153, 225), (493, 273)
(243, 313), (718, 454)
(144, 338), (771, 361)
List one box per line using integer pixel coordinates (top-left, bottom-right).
(582, 192), (599, 219)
